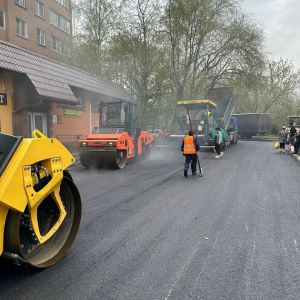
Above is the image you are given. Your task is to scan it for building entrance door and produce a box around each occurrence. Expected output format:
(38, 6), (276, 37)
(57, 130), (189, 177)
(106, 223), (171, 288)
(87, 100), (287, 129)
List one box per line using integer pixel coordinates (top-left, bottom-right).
(27, 112), (48, 136)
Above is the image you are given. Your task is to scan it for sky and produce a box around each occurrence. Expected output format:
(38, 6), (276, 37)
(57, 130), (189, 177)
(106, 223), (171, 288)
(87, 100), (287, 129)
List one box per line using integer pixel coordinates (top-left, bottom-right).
(242, 0), (300, 69)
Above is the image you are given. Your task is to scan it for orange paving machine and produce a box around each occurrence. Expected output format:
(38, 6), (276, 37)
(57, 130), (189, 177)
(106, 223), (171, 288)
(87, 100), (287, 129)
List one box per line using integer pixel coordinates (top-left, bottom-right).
(78, 101), (153, 169)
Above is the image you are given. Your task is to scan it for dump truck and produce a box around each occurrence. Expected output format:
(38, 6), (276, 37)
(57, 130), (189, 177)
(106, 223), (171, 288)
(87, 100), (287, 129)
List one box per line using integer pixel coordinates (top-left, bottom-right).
(78, 101), (154, 169)
(156, 87), (238, 150)
(232, 113), (271, 138)
(0, 130), (81, 268)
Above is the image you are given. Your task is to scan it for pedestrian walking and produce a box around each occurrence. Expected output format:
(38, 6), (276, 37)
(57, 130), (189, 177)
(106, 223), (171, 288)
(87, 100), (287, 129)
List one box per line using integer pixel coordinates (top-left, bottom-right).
(289, 123), (297, 145)
(214, 127), (223, 159)
(277, 126), (288, 153)
(181, 130), (200, 177)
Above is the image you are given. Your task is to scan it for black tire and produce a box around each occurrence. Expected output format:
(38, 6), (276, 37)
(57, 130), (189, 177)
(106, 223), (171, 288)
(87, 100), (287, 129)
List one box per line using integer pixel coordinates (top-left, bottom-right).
(111, 150), (127, 169)
(4, 176), (81, 268)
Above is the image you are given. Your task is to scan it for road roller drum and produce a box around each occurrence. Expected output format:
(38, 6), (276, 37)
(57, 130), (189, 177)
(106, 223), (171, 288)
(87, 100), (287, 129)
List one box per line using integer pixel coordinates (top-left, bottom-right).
(0, 130), (81, 268)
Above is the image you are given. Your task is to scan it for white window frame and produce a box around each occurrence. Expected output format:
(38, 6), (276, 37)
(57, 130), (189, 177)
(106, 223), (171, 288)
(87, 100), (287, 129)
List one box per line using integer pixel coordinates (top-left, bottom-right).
(16, 17), (28, 38)
(35, 1), (45, 19)
(51, 35), (62, 53)
(27, 112), (48, 136)
(50, 10), (71, 34)
(51, 35), (70, 56)
(0, 10), (5, 30)
(15, 0), (26, 8)
(37, 28), (46, 46)
(56, 0), (69, 9)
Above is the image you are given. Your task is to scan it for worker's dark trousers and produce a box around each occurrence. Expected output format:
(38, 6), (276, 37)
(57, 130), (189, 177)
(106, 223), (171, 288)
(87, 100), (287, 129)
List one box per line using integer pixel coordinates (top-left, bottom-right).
(215, 143), (221, 155)
(184, 154), (197, 173)
(290, 136), (296, 145)
(294, 141), (300, 153)
(280, 143), (285, 149)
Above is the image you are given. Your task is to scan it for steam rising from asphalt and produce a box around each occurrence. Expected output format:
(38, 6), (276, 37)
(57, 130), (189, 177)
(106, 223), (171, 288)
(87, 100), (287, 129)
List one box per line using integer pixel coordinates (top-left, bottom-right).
(149, 146), (178, 162)
(71, 146), (180, 185)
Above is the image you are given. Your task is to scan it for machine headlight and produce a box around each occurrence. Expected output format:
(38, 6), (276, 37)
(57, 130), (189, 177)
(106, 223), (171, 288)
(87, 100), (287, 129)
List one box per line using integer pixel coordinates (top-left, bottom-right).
(81, 142), (87, 147)
(108, 141), (114, 146)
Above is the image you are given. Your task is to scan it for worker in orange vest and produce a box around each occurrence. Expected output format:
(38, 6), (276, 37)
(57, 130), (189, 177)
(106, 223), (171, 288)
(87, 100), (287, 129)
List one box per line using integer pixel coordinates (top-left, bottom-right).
(181, 130), (200, 177)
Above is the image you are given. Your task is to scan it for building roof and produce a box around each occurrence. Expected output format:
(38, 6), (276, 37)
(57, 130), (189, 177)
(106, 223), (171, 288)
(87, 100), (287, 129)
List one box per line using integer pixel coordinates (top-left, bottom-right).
(0, 41), (132, 104)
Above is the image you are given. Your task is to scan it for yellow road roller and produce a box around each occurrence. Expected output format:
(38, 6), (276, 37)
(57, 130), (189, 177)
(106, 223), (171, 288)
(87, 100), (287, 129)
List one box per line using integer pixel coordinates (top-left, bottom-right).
(0, 130), (81, 268)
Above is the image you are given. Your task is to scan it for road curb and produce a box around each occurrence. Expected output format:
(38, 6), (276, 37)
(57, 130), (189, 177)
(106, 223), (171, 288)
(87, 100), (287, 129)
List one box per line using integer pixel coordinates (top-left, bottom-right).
(243, 136), (276, 142)
(292, 153), (300, 162)
(286, 145), (300, 163)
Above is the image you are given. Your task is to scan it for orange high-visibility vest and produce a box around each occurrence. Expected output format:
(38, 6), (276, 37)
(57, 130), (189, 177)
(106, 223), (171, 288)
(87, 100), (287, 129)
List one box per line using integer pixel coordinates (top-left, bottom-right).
(183, 136), (196, 154)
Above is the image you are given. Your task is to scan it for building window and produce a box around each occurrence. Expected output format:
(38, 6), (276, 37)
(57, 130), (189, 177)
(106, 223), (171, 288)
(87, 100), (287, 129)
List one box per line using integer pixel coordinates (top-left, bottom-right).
(56, 0), (69, 9)
(0, 10), (5, 29)
(51, 35), (70, 56)
(16, 18), (28, 38)
(51, 35), (62, 53)
(37, 28), (45, 46)
(35, 1), (45, 19)
(15, 0), (26, 8)
(27, 112), (48, 137)
(50, 10), (71, 34)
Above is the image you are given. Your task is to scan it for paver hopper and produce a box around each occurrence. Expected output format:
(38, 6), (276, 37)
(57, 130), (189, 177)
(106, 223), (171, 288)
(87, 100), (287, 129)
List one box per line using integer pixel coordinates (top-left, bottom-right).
(156, 87), (237, 150)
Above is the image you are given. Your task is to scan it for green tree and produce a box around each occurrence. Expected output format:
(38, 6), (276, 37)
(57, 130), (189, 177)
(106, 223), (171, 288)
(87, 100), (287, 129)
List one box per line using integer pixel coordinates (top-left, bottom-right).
(71, 0), (299, 131)
(233, 58), (300, 129)
(72, 0), (124, 75)
(164, 0), (263, 100)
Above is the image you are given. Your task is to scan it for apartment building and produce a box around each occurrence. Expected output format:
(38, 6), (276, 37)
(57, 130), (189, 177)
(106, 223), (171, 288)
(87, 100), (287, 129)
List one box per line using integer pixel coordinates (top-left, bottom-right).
(0, 0), (72, 62)
(0, 1), (132, 145)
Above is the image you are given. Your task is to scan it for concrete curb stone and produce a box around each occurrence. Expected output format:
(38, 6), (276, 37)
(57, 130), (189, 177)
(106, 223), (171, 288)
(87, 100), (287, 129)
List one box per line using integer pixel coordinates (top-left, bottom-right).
(285, 144), (300, 163)
(293, 153), (300, 162)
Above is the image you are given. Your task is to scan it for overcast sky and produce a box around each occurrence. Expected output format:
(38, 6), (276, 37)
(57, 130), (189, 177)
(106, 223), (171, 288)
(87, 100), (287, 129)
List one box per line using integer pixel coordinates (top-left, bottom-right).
(242, 0), (300, 69)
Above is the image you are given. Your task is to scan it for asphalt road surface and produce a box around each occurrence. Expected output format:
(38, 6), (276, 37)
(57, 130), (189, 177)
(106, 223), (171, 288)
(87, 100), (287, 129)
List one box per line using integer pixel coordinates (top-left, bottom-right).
(1, 141), (300, 300)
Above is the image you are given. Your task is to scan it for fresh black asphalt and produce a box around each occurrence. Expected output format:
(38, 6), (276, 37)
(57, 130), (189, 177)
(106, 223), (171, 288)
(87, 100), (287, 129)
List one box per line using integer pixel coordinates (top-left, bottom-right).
(1, 141), (300, 300)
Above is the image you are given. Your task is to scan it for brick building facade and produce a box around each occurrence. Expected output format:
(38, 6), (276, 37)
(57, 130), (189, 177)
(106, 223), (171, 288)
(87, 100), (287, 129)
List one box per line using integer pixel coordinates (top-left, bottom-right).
(0, 1), (132, 146)
(0, 0), (72, 62)
(0, 41), (131, 147)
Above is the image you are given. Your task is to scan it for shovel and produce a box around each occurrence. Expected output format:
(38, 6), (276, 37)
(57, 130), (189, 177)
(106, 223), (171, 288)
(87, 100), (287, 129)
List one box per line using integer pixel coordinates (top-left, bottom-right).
(187, 106), (203, 177)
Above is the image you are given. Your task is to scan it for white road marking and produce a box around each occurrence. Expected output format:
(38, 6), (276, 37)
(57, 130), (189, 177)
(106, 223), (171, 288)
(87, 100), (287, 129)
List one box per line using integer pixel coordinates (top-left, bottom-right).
(245, 241), (257, 299)
(164, 232), (221, 300)
(294, 239), (298, 252)
(164, 239), (202, 300)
